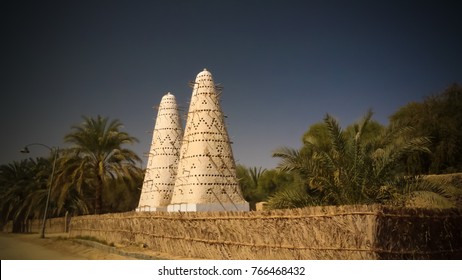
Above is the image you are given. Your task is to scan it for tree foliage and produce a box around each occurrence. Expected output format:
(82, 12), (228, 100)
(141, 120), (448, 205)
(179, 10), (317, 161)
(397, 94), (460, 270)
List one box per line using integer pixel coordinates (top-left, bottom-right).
(269, 111), (449, 209)
(0, 116), (143, 232)
(56, 115), (143, 214)
(236, 165), (298, 209)
(389, 84), (462, 174)
(0, 158), (51, 232)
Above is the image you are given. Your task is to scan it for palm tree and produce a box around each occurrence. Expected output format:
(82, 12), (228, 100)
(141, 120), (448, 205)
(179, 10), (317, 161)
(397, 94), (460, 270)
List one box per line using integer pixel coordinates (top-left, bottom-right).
(236, 165), (266, 205)
(270, 111), (437, 209)
(55, 115), (142, 214)
(0, 158), (49, 232)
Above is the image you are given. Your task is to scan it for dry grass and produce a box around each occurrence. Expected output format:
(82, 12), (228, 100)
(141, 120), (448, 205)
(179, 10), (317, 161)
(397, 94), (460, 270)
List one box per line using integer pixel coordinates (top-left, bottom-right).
(68, 204), (462, 260)
(375, 207), (462, 259)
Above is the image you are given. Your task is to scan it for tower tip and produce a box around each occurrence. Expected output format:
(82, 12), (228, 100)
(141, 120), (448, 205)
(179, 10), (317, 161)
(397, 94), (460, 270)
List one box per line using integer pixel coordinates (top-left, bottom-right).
(161, 92), (176, 101)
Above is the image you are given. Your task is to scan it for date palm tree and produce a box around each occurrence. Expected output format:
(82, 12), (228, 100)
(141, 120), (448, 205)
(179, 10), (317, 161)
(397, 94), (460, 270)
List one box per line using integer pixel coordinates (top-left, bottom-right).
(270, 111), (448, 209)
(0, 158), (49, 232)
(55, 115), (142, 214)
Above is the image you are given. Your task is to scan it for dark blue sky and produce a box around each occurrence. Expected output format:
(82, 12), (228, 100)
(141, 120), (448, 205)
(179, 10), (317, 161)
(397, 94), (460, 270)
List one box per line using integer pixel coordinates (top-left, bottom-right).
(1, 0), (461, 169)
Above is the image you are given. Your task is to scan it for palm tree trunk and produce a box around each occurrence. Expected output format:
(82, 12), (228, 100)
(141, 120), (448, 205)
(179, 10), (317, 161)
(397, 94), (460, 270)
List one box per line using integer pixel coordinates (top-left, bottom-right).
(95, 175), (103, 214)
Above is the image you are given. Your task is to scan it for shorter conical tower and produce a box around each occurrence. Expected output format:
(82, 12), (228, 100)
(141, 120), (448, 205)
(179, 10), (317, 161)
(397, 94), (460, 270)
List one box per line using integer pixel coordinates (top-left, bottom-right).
(168, 69), (249, 212)
(137, 92), (182, 211)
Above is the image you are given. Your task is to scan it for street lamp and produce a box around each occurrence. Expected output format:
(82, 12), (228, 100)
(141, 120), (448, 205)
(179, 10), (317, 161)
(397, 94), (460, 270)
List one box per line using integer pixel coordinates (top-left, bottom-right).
(21, 143), (59, 239)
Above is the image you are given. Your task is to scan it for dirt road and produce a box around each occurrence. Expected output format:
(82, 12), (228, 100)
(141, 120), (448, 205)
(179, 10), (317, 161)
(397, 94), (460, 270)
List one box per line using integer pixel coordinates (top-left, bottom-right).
(0, 233), (135, 260)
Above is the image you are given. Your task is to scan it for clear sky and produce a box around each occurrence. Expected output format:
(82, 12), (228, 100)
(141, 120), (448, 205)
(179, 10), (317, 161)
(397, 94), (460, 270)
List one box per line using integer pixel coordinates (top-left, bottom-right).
(1, 0), (461, 169)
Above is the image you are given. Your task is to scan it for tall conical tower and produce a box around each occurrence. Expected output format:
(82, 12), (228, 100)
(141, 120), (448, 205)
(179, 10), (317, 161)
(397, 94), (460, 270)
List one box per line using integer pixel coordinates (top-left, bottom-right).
(168, 69), (249, 212)
(137, 92), (182, 212)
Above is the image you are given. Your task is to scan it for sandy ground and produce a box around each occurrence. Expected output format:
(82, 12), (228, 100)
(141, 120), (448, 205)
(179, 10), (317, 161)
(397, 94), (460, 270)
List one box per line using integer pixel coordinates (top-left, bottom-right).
(0, 233), (178, 260)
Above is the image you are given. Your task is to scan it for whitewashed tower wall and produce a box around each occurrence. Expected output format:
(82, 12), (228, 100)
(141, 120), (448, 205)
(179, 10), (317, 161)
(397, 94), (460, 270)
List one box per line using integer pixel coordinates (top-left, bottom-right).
(168, 69), (249, 212)
(137, 92), (182, 211)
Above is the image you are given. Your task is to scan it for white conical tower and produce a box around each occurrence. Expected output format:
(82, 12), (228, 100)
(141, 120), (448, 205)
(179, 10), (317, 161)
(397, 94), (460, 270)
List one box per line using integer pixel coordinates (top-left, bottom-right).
(168, 69), (249, 212)
(137, 92), (182, 212)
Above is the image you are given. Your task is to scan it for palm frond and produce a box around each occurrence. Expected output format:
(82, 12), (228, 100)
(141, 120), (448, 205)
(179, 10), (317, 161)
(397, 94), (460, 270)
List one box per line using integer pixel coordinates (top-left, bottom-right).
(266, 189), (315, 209)
(324, 114), (347, 158)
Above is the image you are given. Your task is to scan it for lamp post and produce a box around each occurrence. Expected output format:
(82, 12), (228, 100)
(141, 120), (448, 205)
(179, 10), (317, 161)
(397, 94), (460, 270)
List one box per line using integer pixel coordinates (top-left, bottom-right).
(21, 143), (59, 239)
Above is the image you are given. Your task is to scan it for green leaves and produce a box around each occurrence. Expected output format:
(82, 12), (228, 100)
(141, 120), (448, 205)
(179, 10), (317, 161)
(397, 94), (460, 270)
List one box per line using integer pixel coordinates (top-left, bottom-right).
(389, 84), (462, 173)
(59, 115), (142, 214)
(271, 110), (439, 209)
(0, 115), (144, 230)
(0, 158), (52, 231)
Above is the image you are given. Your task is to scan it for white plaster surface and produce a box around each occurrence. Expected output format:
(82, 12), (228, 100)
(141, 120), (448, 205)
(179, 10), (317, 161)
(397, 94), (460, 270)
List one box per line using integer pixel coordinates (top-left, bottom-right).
(137, 92), (182, 211)
(168, 69), (249, 212)
(167, 202), (249, 212)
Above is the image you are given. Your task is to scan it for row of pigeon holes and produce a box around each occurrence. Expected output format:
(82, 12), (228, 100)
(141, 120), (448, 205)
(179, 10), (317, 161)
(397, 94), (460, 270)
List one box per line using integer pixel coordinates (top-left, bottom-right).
(157, 111), (179, 117)
(196, 84), (214, 89)
(150, 147), (180, 154)
(145, 183), (174, 188)
(174, 179), (238, 187)
(158, 104), (178, 109)
(192, 183), (239, 187)
(185, 138), (229, 144)
(182, 173), (235, 178)
(153, 127), (182, 132)
(193, 91), (216, 97)
(196, 73), (212, 80)
(196, 72), (212, 79)
(151, 166), (179, 170)
(181, 154), (234, 160)
(157, 111), (180, 117)
(187, 108), (220, 113)
(146, 164), (178, 172)
(153, 145), (180, 150)
(149, 152), (180, 157)
(187, 131), (224, 137)
(174, 186), (239, 195)
(196, 79), (215, 86)
(183, 131), (226, 139)
(152, 145), (179, 150)
(157, 106), (178, 110)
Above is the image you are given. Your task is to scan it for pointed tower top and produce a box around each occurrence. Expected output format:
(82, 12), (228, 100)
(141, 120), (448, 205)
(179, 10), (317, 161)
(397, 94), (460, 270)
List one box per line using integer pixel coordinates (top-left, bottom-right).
(196, 68), (213, 81)
(161, 92), (175, 101)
